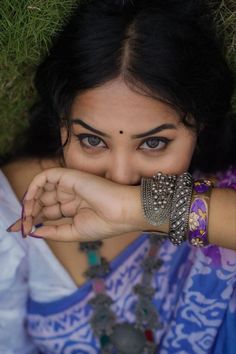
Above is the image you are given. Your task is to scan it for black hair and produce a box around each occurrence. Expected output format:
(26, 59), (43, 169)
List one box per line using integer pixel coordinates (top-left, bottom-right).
(6, 0), (236, 173)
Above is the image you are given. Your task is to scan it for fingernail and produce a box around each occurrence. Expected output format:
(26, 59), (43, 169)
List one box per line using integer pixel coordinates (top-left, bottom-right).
(20, 190), (28, 206)
(21, 207), (26, 238)
(30, 224), (43, 234)
(21, 225), (27, 238)
(6, 222), (17, 232)
(6, 219), (21, 232)
(28, 233), (43, 239)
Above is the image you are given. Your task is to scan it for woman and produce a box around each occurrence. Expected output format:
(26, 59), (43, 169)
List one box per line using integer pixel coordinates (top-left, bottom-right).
(1, 0), (236, 353)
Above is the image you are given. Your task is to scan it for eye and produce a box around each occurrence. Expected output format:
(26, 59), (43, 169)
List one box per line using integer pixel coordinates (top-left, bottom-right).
(140, 137), (171, 151)
(76, 134), (106, 148)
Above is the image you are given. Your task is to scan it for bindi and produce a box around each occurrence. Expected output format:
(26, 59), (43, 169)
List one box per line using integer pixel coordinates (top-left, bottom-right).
(119, 130), (124, 134)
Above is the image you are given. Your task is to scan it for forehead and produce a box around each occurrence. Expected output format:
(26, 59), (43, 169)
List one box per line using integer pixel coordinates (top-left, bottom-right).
(70, 79), (181, 130)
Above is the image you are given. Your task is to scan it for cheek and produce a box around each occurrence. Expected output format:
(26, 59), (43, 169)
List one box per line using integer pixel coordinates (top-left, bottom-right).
(157, 135), (197, 175)
(63, 142), (105, 174)
(60, 129), (85, 170)
(63, 146), (78, 168)
(63, 143), (85, 169)
(168, 153), (193, 174)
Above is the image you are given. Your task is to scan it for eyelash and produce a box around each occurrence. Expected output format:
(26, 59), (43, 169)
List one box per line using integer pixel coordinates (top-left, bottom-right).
(75, 133), (172, 152)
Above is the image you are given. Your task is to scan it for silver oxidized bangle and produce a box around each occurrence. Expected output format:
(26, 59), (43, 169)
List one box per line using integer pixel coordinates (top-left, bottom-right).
(141, 172), (177, 226)
(141, 172), (194, 246)
(169, 172), (193, 245)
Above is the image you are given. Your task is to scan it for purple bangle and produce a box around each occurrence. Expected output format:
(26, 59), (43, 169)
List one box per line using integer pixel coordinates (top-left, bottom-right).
(188, 179), (213, 247)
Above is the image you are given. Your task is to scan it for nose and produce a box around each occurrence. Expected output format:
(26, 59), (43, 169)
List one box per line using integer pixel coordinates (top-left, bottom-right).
(105, 151), (140, 186)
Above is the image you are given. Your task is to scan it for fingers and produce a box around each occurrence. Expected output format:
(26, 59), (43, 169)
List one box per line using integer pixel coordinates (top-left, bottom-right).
(6, 216), (44, 235)
(7, 194), (45, 234)
(6, 167), (129, 241)
(6, 219), (22, 233)
(21, 190), (44, 235)
(22, 201), (73, 236)
(27, 221), (93, 242)
(24, 168), (75, 201)
(7, 195), (81, 237)
(44, 181), (57, 192)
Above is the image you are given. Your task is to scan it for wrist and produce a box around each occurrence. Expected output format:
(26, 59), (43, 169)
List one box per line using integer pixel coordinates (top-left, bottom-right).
(126, 186), (169, 234)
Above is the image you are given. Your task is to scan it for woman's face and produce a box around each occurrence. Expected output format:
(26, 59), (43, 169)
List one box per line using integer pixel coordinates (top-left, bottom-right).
(61, 79), (197, 185)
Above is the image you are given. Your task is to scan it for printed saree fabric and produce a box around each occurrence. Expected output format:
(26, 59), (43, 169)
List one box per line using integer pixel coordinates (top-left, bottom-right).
(0, 167), (235, 354)
(26, 168), (236, 353)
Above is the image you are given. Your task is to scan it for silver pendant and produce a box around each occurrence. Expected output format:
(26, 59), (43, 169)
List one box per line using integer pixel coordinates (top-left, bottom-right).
(110, 322), (146, 354)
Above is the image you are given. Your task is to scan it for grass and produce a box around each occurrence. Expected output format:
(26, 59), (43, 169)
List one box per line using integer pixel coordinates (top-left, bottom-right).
(0, 0), (78, 155)
(0, 0), (235, 156)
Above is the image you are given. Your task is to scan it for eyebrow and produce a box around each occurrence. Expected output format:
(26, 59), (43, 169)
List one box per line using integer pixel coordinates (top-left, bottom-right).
(71, 118), (177, 139)
(132, 123), (177, 138)
(71, 119), (110, 137)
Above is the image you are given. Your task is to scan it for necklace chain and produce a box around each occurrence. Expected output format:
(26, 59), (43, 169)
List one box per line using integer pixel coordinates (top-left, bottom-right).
(79, 233), (164, 354)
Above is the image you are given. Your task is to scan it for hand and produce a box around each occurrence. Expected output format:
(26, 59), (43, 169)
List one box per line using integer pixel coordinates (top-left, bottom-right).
(8, 168), (145, 241)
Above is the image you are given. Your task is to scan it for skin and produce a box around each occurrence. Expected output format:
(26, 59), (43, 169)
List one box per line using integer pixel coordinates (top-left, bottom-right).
(21, 78), (197, 241)
(6, 79), (236, 288)
(57, 77), (197, 243)
(61, 78), (197, 180)
(3, 78), (198, 286)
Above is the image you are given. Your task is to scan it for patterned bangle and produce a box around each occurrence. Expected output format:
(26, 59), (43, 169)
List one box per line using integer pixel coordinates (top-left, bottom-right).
(141, 172), (177, 226)
(169, 172), (194, 245)
(188, 179), (213, 247)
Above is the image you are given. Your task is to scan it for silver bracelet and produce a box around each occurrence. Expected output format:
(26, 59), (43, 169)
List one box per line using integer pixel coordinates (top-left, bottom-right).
(169, 172), (193, 245)
(141, 172), (177, 226)
(141, 171), (194, 246)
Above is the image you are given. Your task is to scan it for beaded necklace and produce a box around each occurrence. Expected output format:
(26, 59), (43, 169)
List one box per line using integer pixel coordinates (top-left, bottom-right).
(79, 233), (164, 354)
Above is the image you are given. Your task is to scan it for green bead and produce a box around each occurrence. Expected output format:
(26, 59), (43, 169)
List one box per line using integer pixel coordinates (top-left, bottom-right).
(87, 250), (101, 266)
(100, 334), (110, 347)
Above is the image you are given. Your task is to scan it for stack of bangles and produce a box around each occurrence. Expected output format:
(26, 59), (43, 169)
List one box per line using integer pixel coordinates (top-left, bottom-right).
(141, 172), (213, 247)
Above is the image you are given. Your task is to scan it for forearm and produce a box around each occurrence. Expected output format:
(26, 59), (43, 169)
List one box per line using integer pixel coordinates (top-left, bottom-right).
(208, 188), (236, 250)
(129, 186), (236, 250)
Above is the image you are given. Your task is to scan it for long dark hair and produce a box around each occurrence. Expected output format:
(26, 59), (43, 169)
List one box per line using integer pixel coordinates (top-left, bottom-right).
(6, 0), (236, 173)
